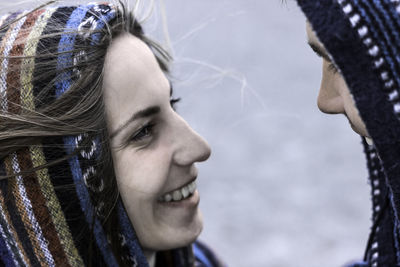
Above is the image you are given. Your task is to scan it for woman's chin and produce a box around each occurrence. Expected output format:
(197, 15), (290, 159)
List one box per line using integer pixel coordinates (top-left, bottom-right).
(165, 210), (203, 248)
(141, 209), (203, 252)
(349, 120), (370, 139)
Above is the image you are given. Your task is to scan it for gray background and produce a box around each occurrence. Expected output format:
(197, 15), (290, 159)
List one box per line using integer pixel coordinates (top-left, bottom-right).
(1, 1), (371, 266)
(161, 1), (371, 267)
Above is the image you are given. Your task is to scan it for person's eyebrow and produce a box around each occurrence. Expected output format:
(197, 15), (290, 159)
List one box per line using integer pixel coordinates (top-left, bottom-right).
(307, 41), (332, 62)
(110, 106), (160, 139)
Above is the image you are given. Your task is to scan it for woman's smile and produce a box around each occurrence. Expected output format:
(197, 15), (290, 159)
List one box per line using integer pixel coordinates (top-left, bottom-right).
(158, 179), (198, 203)
(104, 32), (211, 254)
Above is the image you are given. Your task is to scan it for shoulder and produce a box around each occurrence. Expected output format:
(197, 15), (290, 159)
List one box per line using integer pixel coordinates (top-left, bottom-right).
(193, 240), (226, 267)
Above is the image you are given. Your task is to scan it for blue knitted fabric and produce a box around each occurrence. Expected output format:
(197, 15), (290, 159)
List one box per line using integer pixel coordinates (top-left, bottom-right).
(296, 0), (400, 266)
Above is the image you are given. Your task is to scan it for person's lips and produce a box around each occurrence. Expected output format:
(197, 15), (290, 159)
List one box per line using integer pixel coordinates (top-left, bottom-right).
(158, 180), (197, 203)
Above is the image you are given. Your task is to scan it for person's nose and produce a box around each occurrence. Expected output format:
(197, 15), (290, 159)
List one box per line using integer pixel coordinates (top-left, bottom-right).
(172, 115), (211, 166)
(317, 84), (344, 114)
(317, 62), (345, 114)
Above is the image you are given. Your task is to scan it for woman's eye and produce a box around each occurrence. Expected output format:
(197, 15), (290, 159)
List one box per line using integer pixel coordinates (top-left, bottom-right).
(328, 62), (339, 74)
(130, 123), (154, 142)
(170, 97), (181, 111)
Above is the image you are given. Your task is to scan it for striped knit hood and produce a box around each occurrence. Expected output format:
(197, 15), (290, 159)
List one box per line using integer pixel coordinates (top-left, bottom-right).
(296, 0), (400, 266)
(0, 2), (220, 267)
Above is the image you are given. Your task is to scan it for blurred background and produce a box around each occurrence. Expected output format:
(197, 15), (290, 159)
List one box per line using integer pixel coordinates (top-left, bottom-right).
(0, 0), (371, 266)
(161, 1), (371, 267)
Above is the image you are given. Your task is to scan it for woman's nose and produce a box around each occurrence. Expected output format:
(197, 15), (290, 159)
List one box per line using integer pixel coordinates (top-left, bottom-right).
(172, 115), (211, 166)
(317, 61), (345, 114)
(317, 84), (345, 114)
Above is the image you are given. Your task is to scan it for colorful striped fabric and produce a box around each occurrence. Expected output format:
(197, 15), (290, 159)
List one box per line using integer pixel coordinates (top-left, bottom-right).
(0, 2), (149, 266)
(0, 2), (226, 266)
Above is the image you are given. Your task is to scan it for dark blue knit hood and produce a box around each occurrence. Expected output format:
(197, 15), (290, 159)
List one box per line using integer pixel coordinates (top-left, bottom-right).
(296, 0), (400, 266)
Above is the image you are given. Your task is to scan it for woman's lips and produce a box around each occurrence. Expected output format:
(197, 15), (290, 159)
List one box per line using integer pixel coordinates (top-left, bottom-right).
(158, 180), (197, 203)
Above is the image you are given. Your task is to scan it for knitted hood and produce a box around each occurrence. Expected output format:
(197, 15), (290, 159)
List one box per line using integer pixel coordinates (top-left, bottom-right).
(296, 0), (400, 266)
(0, 2), (215, 266)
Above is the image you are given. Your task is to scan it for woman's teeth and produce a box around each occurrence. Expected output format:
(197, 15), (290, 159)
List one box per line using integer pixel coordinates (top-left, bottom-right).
(159, 181), (197, 202)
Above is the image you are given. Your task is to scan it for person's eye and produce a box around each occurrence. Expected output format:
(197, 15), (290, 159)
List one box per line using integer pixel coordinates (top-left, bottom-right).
(170, 97), (181, 111)
(130, 123), (155, 143)
(328, 62), (339, 74)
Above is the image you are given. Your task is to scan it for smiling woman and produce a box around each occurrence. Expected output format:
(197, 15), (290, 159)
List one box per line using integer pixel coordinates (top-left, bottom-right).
(0, 1), (223, 266)
(104, 32), (212, 263)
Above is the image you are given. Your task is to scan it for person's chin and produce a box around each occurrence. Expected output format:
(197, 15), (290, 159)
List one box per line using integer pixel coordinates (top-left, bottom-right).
(351, 126), (374, 145)
(149, 207), (203, 251)
(174, 210), (203, 246)
(173, 209), (203, 245)
(145, 218), (203, 251)
(348, 119), (369, 138)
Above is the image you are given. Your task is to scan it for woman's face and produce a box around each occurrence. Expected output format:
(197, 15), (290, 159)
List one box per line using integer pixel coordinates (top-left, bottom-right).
(306, 22), (370, 139)
(103, 33), (211, 252)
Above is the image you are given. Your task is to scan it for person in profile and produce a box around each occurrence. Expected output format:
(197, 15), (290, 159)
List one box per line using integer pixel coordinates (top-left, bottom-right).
(0, 1), (224, 266)
(296, 0), (400, 266)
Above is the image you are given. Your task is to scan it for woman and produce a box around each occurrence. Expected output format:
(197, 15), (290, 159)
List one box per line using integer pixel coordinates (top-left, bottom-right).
(297, 0), (400, 266)
(0, 1), (223, 266)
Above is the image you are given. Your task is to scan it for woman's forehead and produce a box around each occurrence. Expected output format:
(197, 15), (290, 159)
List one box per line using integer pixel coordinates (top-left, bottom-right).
(103, 33), (168, 95)
(102, 33), (170, 134)
(104, 33), (157, 78)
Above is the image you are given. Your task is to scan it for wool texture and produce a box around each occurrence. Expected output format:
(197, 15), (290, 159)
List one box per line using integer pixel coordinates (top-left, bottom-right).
(0, 2), (224, 267)
(296, 0), (400, 266)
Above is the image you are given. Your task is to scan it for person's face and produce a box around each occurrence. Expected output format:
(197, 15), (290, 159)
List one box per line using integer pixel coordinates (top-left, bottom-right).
(103, 33), (211, 253)
(306, 22), (371, 140)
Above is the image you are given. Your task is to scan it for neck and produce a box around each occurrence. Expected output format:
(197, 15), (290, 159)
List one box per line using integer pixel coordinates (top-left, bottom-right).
(144, 250), (156, 267)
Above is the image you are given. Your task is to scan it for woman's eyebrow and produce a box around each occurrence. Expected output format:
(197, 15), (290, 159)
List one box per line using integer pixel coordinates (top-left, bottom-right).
(308, 41), (332, 62)
(110, 106), (160, 139)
